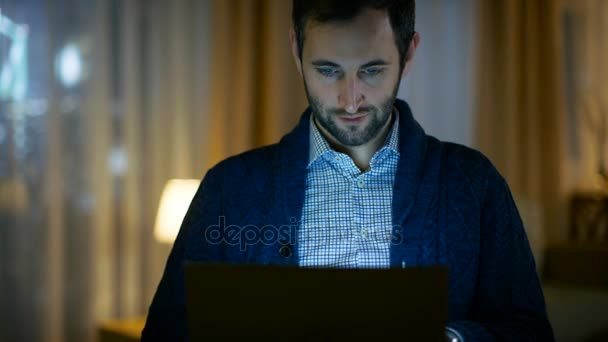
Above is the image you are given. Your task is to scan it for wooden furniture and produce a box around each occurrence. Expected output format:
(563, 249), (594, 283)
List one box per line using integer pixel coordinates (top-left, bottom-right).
(544, 243), (608, 288)
(569, 192), (608, 242)
(98, 318), (145, 342)
(543, 192), (608, 288)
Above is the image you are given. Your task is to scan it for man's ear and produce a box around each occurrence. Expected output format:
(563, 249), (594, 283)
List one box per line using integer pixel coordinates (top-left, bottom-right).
(401, 32), (421, 77)
(289, 27), (303, 76)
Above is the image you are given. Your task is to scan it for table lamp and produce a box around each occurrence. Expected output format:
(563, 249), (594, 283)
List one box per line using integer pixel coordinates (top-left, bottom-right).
(154, 179), (200, 244)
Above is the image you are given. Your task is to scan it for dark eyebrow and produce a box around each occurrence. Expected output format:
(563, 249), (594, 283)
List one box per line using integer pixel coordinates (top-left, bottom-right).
(310, 59), (390, 68)
(311, 60), (340, 67)
(360, 59), (390, 68)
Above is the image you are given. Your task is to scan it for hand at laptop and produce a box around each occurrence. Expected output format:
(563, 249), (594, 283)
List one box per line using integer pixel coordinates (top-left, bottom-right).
(445, 327), (463, 342)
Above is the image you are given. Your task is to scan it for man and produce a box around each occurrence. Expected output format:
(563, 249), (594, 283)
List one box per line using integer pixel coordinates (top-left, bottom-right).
(143, 1), (555, 340)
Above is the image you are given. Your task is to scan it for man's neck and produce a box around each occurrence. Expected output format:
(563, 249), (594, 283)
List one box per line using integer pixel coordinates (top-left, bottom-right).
(315, 111), (394, 172)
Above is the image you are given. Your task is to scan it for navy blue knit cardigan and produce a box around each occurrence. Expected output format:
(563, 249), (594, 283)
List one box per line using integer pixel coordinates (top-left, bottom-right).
(142, 99), (554, 341)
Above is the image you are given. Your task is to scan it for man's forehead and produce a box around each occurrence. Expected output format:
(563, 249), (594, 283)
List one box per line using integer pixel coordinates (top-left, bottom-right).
(302, 8), (397, 63)
(304, 8), (393, 42)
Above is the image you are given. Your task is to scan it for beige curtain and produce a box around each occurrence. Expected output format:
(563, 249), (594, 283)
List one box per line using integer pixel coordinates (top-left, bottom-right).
(86, 0), (306, 340)
(206, 0), (307, 167)
(562, 0), (608, 192)
(476, 0), (568, 245)
(1, 0), (305, 341)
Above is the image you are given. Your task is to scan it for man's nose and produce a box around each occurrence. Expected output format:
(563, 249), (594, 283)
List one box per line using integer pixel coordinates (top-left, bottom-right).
(338, 77), (364, 114)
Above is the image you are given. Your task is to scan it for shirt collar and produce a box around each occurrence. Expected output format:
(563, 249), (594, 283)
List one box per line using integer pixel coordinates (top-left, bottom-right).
(308, 108), (400, 168)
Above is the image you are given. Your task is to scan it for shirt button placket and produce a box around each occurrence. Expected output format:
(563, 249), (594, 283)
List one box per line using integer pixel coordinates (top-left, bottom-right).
(361, 228), (369, 239)
(357, 179), (365, 188)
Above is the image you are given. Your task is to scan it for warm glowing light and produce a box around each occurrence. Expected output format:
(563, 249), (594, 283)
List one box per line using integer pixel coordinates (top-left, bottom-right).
(154, 179), (200, 244)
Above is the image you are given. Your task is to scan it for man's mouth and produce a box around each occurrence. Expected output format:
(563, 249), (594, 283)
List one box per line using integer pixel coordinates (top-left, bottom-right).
(338, 113), (369, 124)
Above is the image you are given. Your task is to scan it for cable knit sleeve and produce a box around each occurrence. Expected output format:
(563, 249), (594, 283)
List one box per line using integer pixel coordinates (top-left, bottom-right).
(448, 163), (554, 341)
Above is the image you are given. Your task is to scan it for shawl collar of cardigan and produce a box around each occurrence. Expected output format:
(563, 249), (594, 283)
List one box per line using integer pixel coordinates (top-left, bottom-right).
(258, 98), (438, 268)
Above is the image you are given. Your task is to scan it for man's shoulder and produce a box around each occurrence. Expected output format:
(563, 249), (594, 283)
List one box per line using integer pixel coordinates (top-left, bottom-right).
(429, 137), (500, 190)
(429, 138), (511, 223)
(438, 140), (491, 173)
(221, 143), (280, 169)
(203, 143), (281, 188)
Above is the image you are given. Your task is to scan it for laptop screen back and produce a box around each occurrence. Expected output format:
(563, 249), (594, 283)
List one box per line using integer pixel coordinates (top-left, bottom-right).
(185, 264), (448, 341)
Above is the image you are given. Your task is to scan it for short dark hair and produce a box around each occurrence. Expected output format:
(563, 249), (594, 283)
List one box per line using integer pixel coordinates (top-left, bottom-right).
(292, 0), (416, 70)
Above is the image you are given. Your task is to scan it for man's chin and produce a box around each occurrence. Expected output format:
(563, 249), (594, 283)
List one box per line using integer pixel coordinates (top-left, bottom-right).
(333, 130), (372, 147)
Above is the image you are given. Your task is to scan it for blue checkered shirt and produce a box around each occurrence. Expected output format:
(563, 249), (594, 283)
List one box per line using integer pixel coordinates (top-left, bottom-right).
(298, 111), (400, 268)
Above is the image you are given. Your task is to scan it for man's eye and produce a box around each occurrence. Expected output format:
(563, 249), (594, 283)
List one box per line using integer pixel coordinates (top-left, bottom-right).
(361, 68), (383, 76)
(317, 68), (339, 77)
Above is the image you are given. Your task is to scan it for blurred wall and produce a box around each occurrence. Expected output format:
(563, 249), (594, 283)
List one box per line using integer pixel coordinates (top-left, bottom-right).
(398, 0), (477, 147)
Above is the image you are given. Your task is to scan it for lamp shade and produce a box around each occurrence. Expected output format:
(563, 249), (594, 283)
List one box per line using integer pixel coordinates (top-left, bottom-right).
(154, 179), (200, 243)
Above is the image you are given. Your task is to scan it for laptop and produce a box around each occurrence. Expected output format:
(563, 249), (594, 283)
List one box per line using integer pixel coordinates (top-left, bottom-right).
(185, 264), (448, 341)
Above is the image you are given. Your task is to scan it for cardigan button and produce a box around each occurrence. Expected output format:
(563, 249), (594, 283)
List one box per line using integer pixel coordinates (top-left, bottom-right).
(278, 245), (292, 258)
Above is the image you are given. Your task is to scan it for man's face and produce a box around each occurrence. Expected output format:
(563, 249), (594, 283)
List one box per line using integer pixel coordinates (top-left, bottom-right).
(294, 9), (404, 147)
